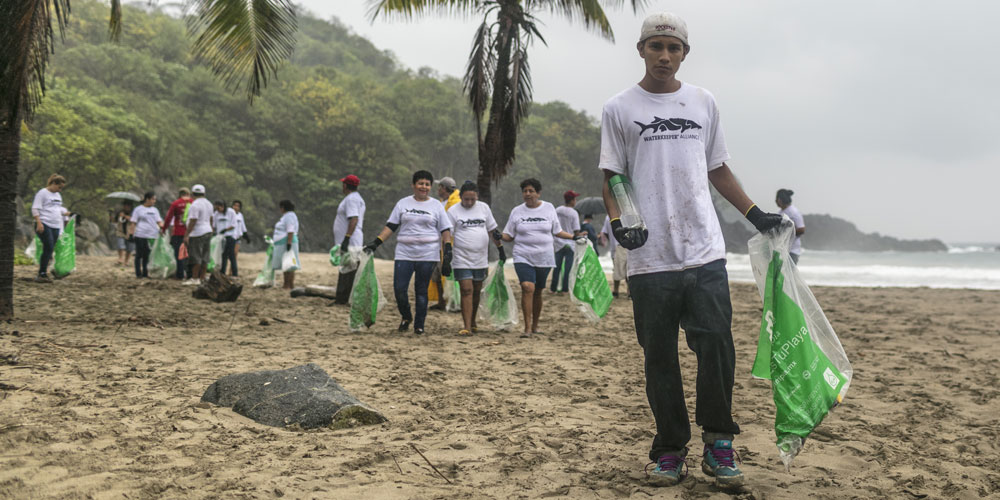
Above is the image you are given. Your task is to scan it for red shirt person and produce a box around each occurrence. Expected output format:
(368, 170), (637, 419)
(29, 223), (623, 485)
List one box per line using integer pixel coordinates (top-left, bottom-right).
(161, 187), (193, 279)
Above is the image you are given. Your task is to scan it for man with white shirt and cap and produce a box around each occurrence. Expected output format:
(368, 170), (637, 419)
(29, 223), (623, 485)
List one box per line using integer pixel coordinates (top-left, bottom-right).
(599, 12), (783, 488)
(183, 184), (215, 285)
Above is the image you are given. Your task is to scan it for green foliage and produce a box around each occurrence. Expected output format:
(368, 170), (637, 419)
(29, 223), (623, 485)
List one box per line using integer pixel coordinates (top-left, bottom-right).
(17, 1), (604, 251)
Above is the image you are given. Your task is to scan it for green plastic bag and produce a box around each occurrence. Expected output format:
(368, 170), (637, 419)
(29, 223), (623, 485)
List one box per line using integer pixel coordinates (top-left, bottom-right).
(749, 220), (853, 470)
(444, 274), (462, 313)
(25, 235), (42, 263)
(149, 233), (176, 279)
(568, 241), (613, 322)
(479, 260), (519, 331)
(330, 245), (342, 266)
(52, 218), (76, 278)
(207, 234), (224, 272)
(349, 252), (385, 332)
(253, 238), (275, 288)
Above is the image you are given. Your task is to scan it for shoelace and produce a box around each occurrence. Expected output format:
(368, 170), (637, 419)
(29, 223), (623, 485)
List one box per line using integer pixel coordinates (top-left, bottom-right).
(706, 446), (742, 468)
(644, 455), (687, 477)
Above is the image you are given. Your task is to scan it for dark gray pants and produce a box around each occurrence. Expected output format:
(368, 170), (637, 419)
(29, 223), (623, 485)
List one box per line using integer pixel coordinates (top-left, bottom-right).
(335, 269), (356, 305)
(629, 259), (740, 461)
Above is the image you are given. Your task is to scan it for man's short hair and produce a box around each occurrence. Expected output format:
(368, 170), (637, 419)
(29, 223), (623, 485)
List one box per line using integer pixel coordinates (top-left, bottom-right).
(520, 178), (542, 192)
(178, 187), (190, 196)
(459, 181), (477, 195)
(413, 170), (434, 185)
(47, 174), (66, 186)
(279, 200), (295, 212)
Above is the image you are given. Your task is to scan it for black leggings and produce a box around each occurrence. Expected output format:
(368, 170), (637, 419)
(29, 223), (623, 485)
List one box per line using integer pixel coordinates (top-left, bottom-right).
(220, 236), (238, 276)
(134, 238), (151, 277)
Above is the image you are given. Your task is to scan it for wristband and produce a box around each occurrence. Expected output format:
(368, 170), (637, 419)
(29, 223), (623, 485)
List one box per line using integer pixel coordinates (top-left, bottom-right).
(743, 204), (757, 217)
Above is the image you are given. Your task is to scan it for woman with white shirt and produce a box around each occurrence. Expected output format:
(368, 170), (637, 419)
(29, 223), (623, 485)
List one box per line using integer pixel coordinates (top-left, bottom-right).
(31, 174), (71, 283)
(502, 178), (575, 337)
(128, 192), (164, 278)
(447, 181), (505, 336)
(231, 200), (247, 273)
(212, 200), (239, 276)
(364, 170), (453, 335)
(272, 200), (299, 290)
(775, 189), (806, 264)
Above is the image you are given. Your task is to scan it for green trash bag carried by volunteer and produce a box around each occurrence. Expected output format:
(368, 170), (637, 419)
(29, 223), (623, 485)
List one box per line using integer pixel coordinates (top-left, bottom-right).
(329, 245), (342, 266)
(52, 217), (77, 278)
(253, 237), (275, 288)
(568, 239), (613, 322)
(207, 234), (224, 272)
(25, 235), (42, 263)
(348, 252), (386, 332)
(748, 218), (853, 470)
(479, 260), (519, 331)
(149, 233), (176, 279)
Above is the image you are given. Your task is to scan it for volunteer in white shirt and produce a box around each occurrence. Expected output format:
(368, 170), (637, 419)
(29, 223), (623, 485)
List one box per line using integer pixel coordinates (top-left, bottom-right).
(212, 200), (239, 276)
(333, 174), (366, 305)
(183, 184), (215, 284)
(364, 170), (453, 335)
(30, 174), (71, 282)
(447, 181), (505, 336)
(550, 190), (582, 293)
(128, 192), (164, 278)
(272, 200), (300, 290)
(598, 12), (783, 488)
(501, 178), (575, 337)
(231, 200), (247, 273)
(598, 216), (628, 297)
(776, 189), (806, 264)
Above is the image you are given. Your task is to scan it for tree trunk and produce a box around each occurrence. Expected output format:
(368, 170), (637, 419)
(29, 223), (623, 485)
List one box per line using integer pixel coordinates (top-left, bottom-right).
(476, 6), (518, 207)
(0, 123), (20, 321)
(192, 271), (243, 302)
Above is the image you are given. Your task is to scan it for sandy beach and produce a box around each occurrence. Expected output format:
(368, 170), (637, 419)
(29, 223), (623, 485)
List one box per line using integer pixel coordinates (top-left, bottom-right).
(1, 253), (998, 499)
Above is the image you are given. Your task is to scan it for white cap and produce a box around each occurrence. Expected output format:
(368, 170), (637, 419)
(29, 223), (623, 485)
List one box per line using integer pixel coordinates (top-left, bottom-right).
(191, 184), (205, 194)
(639, 12), (689, 47)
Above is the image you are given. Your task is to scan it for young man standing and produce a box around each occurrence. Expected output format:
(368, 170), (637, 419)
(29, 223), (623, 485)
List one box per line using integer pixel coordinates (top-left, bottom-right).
(162, 188), (193, 280)
(333, 174), (366, 304)
(600, 13), (782, 488)
(183, 184), (215, 285)
(550, 190), (581, 293)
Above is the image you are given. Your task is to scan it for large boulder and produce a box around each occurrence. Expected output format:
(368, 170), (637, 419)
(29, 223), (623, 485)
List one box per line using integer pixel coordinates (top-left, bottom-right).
(201, 363), (386, 429)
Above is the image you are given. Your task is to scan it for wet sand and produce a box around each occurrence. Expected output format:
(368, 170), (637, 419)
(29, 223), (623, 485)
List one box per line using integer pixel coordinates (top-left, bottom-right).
(1, 253), (998, 499)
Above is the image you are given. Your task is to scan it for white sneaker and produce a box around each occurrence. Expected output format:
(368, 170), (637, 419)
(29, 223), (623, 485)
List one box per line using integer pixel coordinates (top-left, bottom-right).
(182, 279), (201, 286)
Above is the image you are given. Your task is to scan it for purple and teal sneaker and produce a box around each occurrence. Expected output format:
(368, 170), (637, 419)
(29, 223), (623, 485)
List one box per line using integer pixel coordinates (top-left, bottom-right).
(646, 451), (686, 486)
(702, 439), (744, 488)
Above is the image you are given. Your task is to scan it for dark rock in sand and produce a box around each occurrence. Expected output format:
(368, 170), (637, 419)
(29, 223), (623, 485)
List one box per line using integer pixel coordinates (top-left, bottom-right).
(192, 271), (242, 302)
(201, 363), (387, 429)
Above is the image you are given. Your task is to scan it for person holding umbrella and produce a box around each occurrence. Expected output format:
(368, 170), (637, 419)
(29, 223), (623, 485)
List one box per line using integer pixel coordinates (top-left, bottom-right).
(110, 200), (135, 267)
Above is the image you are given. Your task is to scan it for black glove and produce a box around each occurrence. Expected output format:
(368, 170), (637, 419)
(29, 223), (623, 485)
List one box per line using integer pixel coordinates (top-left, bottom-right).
(363, 237), (383, 255)
(442, 242), (453, 277)
(497, 245), (506, 263)
(491, 229), (502, 241)
(285, 242), (292, 251)
(610, 218), (648, 250)
(340, 235), (351, 253)
(745, 205), (783, 234)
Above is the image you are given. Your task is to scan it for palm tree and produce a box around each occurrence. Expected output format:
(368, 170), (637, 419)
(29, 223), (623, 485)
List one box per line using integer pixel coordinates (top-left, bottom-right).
(369, 0), (637, 204)
(0, 0), (296, 320)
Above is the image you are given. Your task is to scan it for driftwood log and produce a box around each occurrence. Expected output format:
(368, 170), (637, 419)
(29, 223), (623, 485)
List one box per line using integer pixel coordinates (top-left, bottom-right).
(289, 285), (338, 300)
(192, 271), (243, 302)
(201, 363), (386, 429)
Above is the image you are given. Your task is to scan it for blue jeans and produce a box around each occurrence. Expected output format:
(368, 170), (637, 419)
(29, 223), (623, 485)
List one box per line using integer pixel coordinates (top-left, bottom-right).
(629, 259), (739, 460)
(221, 236), (238, 276)
(37, 225), (60, 276)
(393, 260), (436, 330)
(550, 245), (574, 292)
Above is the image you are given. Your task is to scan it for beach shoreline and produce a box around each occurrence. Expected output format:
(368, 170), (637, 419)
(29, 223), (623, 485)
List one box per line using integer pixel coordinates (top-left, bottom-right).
(2, 253), (998, 499)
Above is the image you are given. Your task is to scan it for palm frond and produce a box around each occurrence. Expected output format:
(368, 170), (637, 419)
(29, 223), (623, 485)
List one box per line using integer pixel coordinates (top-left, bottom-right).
(367, 0), (484, 22)
(498, 44), (530, 171)
(463, 18), (494, 145)
(187, 0), (298, 102)
(109, 0), (122, 41)
(526, 0), (613, 41)
(1, 0), (71, 129)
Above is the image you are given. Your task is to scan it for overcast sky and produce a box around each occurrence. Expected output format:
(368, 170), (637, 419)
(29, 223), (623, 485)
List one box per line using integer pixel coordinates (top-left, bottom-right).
(299, 0), (999, 243)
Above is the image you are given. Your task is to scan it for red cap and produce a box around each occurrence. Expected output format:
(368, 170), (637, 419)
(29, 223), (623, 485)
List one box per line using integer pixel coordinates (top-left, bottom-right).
(340, 174), (360, 187)
(563, 190), (580, 200)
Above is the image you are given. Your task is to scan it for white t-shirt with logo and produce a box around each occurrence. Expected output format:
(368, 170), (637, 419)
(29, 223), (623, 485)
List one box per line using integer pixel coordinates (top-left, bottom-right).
(598, 82), (730, 276)
(31, 188), (67, 229)
(554, 205), (581, 250)
(780, 204), (805, 255)
(212, 207), (237, 236)
(273, 211), (299, 240)
(130, 205), (162, 239)
(448, 201), (498, 270)
(187, 198), (215, 238)
(503, 202), (565, 268)
(333, 191), (365, 249)
(232, 212), (246, 240)
(387, 196), (452, 262)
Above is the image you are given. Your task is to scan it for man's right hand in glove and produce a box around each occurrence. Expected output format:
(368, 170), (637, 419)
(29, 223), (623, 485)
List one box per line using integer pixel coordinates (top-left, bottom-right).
(363, 237), (383, 255)
(610, 218), (648, 250)
(339, 235), (351, 254)
(745, 205), (783, 234)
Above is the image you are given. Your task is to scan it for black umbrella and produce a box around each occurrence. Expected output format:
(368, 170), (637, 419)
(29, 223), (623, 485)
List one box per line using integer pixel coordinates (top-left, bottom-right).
(573, 196), (607, 218)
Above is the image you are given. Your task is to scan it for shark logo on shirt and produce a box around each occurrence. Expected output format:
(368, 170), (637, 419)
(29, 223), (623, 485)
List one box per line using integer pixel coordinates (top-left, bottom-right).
(460, 218), (486, 227)
(521, 217), (548, 223)
(405, 208), (431, 216)
(634, 116), (702, 135)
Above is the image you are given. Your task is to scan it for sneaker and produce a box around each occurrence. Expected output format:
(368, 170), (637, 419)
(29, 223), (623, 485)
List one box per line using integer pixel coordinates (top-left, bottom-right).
(702, 440), (744, 488)
(182, 279), (201, 286)
(398, 320), (411, 332)
(414, 327), (425, 335)
(646, 451), (686, 486)
(34, 275), (53, 284)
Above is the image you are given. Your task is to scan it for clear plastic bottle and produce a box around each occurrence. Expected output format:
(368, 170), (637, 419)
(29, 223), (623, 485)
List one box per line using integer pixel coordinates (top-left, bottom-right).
(608, 174), (646, 230)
